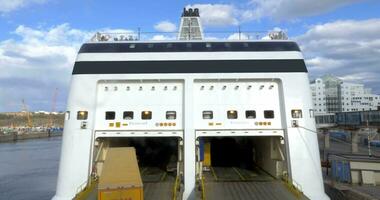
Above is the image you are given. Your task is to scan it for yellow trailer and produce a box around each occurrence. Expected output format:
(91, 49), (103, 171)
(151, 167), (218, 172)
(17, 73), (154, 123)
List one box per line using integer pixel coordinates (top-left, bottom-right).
(98, 147), (143, 200)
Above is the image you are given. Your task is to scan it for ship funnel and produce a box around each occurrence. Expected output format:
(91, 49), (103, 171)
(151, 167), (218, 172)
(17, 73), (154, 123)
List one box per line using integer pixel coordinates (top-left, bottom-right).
(178, 7), (204, 40)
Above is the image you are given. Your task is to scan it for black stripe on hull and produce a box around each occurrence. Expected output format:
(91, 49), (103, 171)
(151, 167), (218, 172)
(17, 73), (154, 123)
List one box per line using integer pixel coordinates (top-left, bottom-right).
(79, 41), (301, 53)
(72, 60), (307, 74)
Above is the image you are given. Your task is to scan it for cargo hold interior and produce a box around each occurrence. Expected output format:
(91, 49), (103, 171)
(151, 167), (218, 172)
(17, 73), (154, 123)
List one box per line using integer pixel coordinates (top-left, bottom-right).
(197, 136), (294, 200)
(93, 137), (183, 200)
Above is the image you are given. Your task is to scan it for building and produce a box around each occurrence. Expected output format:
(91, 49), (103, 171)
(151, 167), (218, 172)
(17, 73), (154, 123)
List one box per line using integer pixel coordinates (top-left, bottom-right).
(310, 75), (380, 114)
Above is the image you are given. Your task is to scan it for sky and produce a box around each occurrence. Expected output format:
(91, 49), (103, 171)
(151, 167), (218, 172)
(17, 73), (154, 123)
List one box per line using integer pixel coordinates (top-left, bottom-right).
(0, 0), (380, 112)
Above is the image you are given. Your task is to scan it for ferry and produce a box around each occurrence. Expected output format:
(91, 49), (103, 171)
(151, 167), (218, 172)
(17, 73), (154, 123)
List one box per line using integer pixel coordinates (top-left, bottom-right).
(53, 8), (329, 200)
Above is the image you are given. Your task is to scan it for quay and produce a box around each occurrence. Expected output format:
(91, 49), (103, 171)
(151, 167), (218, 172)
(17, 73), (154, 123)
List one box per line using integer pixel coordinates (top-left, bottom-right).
(0, 111), (64, 143)
(0, 130), (62, 143)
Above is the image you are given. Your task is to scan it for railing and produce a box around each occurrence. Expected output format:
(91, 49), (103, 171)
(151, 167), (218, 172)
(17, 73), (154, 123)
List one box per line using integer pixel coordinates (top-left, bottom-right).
(315, 110), (380, 128)
(74, 177), (98, 200)
(282, 175), (304, 198)
(90, 30), (288, 42)
(316, 113), (337, 128)
(74, 180), (89, 199)
(172, 175), (181, 200)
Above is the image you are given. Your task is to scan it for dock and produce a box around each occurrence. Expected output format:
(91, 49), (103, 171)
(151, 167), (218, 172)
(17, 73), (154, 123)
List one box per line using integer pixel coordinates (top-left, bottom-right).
(0, 130), (62, 143)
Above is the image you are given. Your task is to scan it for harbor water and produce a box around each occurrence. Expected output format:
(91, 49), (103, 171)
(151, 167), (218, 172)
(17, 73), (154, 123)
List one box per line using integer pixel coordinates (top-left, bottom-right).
(0, 137), (61, 200)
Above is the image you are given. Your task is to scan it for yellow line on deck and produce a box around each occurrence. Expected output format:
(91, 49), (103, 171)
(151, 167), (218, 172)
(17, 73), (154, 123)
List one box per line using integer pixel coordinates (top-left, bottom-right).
(201, 176), (206, 200)
(232, 167), (246, 181)
(282, 177), (303, 199)
(160, 172), (167, 181)
(172, 175), (180, 200)
(210, 167), (218, 181)
(140, 167), (148, 175)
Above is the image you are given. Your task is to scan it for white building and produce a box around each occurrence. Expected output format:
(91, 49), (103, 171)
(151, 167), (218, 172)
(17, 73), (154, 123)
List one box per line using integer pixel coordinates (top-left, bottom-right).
(310, 75), (380, 114)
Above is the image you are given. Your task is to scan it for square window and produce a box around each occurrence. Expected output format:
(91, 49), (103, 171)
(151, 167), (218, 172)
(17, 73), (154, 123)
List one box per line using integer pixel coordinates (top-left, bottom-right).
(129, 44), (136, 48)
(227, 110), (238, 119)
(264, 110), (274, 119)
(105, 111), (115, 120)
(246, 110), (256, 119)
(142, 111), (152, 120)
(166, 111), (176, 120)
(202, 111), (213, 119)
(77, 111), (88, 120)
(291, 109), (303, 118)
(123, 111), (134, 120)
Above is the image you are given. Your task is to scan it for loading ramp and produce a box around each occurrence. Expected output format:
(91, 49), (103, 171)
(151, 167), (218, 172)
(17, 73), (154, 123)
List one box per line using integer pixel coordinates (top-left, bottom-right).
(140, 167), (179, 200)
(199, 167), (309, 200)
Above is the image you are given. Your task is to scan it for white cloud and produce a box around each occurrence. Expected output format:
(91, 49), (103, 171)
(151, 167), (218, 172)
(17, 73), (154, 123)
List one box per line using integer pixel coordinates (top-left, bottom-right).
(150, 34), (176, 41)
(203, 36), (219, 41)
(0, 24), (136, 111)
(187, 1), (361, 26)
(0, 0), (47, 13)
(186, 4), (239, 27)
(0, 24), (92, 111)
(227, 33), (249, 40)
(295, 19), (380, 94)
(154, 21), (177, 32)
(338, 72), (379, 84)
(243, 0), (361, 21)
(305, 57), (346, 71)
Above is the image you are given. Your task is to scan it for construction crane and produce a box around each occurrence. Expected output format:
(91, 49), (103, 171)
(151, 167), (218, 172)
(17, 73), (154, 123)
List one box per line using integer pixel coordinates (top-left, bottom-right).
(48, 88), (58, 128)
(21, 99), (33, 128)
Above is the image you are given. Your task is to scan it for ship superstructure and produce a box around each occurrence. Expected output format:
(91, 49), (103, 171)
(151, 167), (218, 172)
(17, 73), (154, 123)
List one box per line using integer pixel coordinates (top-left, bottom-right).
(53, 8), (329, 200)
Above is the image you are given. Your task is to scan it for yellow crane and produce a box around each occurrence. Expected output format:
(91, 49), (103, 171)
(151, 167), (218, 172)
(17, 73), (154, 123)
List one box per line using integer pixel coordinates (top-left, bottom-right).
(48, 88), (58, 128)
(21, 99), (33, 128)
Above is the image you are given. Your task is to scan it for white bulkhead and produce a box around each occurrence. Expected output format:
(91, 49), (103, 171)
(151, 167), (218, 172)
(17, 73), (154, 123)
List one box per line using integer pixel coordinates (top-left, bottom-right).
(52, 40), (329, 200)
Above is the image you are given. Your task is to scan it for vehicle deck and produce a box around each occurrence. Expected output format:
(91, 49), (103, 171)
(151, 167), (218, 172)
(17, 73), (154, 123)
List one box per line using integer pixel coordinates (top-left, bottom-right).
(140, 167), (176, 200)
(200, 167), (308, 200)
